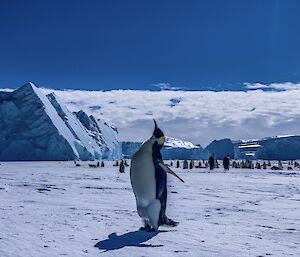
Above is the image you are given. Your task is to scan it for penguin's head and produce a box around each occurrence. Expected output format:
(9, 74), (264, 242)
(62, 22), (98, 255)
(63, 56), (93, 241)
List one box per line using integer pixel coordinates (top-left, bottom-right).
(152, 119), (165, 146)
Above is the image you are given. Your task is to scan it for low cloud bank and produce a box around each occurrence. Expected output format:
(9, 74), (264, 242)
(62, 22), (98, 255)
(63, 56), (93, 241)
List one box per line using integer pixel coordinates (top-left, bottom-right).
(36, 82), (300, 146)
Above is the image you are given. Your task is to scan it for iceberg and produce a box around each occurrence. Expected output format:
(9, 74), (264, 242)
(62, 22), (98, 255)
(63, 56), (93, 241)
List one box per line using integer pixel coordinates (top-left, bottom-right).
(0, 83), (122, 161)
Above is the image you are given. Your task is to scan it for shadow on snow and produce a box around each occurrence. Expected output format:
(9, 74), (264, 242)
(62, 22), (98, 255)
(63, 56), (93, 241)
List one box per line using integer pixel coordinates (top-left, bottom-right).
(94, 230), (162, 252)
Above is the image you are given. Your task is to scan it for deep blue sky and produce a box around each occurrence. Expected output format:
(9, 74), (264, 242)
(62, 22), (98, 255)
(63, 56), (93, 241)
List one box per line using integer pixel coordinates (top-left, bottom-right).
(0, 0), (300, 90)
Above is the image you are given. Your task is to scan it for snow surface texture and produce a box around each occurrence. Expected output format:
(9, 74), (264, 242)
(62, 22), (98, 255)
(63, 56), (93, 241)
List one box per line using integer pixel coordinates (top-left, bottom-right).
(0, 83), (122, 161)
(0, 161), (299, 257)
(122, 137), (209, 160)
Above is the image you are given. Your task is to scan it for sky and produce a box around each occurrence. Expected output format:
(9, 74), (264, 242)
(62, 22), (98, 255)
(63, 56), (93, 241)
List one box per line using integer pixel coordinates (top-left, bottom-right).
(1, 1), (300, 145)
(1, 0), (300, 90)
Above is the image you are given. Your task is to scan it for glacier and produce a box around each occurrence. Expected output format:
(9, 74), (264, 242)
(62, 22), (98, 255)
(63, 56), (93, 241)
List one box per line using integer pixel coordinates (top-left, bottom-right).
(205, 136), (300, 160)
(122, 137), (209, 160)
(0, 83), (122, 161)
(234, 135), (300, 160)
(205, 138), (234, 159)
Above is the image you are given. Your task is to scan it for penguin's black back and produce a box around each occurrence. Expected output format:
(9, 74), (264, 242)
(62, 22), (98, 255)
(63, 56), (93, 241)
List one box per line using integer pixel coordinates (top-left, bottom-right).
(152, 142), (167, 225)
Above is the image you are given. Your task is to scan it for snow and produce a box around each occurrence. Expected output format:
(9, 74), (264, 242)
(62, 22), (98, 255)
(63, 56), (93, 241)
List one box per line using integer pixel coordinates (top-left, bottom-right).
(47, 93), (104, 160)
(164, 137), (198, 149)
(0, 161), (299, 257)
(238, 144), (262, 149)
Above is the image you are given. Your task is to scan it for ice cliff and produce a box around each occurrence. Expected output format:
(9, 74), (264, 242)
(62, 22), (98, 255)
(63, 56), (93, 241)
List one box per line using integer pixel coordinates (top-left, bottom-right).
(0, 83), (122, 161)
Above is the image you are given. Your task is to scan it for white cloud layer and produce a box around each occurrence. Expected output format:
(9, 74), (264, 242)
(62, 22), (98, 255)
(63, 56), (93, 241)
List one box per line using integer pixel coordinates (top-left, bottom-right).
(244, 82), (300, 91)
(33, 82), (300, 147)
(2, 82), (300, 147)
(152, 82), (188, 91)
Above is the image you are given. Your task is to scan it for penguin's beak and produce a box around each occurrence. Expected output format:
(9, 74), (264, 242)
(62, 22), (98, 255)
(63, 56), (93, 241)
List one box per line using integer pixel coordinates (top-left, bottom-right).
(153, 119), (164, 145)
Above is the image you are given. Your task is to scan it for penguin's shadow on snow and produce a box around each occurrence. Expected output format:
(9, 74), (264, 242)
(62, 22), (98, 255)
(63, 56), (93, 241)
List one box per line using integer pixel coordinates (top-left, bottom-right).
(94, 230), (162, 252)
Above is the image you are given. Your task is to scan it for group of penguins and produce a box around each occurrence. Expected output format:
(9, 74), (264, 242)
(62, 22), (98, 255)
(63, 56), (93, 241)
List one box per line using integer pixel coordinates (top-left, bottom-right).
(172, 159), (300, 171)
(232, 160), (299, 170)
(169, 160), (214, 169)
(113, 160), (130, 173)
(74, 159), (129, 173)
(167, 159), (300, 171)
(75, 159), (299, 172)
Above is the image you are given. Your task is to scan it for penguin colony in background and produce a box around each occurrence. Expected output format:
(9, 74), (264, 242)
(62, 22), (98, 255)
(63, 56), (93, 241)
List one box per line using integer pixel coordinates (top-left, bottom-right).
(130, 120), (184, 231)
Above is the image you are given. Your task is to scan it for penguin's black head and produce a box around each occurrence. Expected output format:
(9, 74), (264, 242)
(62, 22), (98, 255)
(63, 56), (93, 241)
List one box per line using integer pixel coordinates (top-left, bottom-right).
(152, 119), (165, 146)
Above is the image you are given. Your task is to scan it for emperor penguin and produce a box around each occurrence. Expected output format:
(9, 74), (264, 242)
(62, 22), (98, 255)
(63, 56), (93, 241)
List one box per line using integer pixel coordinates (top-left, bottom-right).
(130, 120), (184, 231)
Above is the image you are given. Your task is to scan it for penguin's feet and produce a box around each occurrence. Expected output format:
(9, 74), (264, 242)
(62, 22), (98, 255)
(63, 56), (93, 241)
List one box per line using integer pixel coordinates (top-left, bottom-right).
(162, 217), (179, 227)
(146, 227), (157, 232)
(139, 224), (157, 232)
(139, 224), (151, 231)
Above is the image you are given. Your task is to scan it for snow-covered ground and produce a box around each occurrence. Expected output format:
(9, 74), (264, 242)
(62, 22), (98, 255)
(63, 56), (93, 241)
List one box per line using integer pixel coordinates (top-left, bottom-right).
(0, 161), (299, 257)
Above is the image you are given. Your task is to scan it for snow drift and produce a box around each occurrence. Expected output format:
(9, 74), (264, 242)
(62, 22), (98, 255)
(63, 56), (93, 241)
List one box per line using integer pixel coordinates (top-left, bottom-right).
(0, 83), (122, 161)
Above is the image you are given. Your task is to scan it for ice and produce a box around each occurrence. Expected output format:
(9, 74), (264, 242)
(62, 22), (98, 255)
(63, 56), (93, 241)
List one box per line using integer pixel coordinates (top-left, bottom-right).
(74, 111), (122, 160)
(164, 137), (198, 149)
(0, 83), (79, 160)
(122, 141), (142, 159)
(205, 138), (234, 159)
(0, 161), (299, 257)
(123, 137), (209, 160)
(0, 83), (122, 161)
(235, 136), (300, 160)
(205, 136), (300, 160)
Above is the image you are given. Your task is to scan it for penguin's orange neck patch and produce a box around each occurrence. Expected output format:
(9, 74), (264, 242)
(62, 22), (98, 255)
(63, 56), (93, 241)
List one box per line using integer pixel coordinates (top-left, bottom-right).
(158, 136), (165, 145)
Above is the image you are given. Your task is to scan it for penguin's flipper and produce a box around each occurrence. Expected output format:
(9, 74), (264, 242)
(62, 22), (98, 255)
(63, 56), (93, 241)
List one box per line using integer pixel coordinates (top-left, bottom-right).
(158, 161), (184, 183)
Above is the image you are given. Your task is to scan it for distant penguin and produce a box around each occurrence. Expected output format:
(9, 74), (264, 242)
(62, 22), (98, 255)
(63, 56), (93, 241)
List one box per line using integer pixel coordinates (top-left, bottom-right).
(130, 120), (184, 231)
(119, 160), (125, 173)
(74, 160), (81, 167)
(183, 160), (188, 169)
(125, 160), (129, 167)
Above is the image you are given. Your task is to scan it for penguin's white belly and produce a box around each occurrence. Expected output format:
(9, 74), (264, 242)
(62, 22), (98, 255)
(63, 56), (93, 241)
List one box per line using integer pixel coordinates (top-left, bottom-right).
(130, 150), (161, 228)
(130, 152), (156, 206)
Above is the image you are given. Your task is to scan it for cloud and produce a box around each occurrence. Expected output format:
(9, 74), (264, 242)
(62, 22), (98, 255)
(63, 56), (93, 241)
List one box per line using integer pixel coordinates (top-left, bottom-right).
(152, 82), (187, 91)
(244, 82), (300, 91)
(36, 82), (300, 147)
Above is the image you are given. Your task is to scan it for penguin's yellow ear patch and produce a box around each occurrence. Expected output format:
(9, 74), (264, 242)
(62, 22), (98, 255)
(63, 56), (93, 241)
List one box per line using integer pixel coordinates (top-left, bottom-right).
(158, 136), (165, 145)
